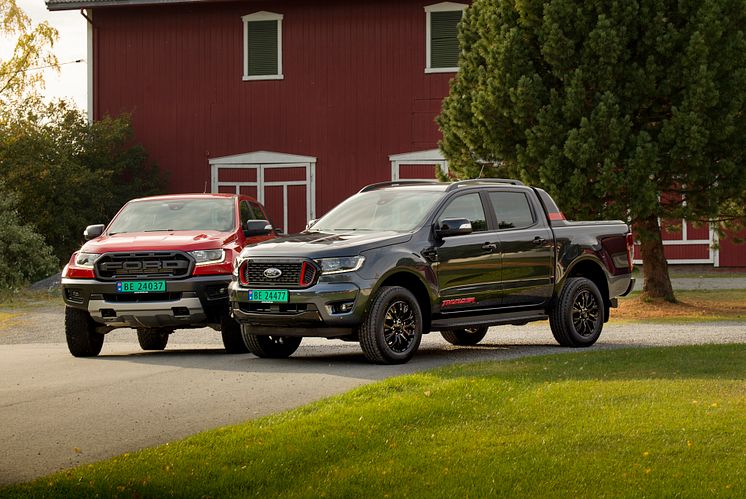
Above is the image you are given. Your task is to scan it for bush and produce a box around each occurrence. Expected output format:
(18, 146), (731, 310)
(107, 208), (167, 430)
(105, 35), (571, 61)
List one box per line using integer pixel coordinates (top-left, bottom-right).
(0, 182), (58, 290)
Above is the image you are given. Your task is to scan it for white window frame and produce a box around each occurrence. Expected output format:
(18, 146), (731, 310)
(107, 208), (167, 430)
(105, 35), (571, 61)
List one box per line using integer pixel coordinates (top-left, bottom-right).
(389, 149), (449, 180)
(242, 11), (284, 81)
(425, 2), (467, 74)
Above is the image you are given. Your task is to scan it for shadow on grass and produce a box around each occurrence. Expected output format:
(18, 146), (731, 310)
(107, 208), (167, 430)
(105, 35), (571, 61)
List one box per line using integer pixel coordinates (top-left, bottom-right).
(430, 343), (746, 383)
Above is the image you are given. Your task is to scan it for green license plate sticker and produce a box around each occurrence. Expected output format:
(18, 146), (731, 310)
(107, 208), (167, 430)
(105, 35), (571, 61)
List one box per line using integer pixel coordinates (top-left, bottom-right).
(248, 289), (289, 303)
(116, 280), (166, 293)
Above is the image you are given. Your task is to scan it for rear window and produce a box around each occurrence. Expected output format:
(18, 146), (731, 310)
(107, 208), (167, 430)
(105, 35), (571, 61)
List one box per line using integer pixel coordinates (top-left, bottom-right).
(108, 198), (235, 234)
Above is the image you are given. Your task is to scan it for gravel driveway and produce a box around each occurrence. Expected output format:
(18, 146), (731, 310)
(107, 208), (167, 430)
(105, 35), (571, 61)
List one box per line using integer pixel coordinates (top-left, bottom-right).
(0, 301), (744, 485)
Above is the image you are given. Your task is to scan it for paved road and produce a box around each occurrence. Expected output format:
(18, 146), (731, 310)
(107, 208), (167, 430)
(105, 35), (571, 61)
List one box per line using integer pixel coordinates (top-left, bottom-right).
(1, 304), (744, 485)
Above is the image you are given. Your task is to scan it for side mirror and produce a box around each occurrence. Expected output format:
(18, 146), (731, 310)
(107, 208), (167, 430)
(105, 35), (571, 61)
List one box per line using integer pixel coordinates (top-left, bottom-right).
(84, 224), (105, 240)
(244, 219), (273, 237)
(435, 218), (473, 238)
(305, 219), (319, 230)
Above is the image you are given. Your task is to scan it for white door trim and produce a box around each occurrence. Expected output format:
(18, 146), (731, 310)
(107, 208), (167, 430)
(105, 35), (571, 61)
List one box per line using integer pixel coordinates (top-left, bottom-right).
(209, 151), (316, 232)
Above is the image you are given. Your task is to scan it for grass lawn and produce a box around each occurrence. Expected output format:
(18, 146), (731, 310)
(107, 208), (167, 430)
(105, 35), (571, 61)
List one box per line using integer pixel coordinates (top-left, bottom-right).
(2, 344), (744, 498)
(614, 289), (746, 322)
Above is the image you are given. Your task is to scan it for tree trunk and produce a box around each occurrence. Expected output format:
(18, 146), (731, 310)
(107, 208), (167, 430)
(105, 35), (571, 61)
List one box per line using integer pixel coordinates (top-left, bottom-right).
(638, 214), (676, 302)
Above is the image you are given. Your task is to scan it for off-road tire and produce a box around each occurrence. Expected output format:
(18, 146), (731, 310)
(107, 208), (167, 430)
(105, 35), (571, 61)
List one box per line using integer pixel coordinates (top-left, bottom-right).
(440, 326), (489, 346)
(136, 328), (170, 351)
(241, 325), (302, 358)
(359, 286), (423, 364)
(549, 277), (604, 347)
(221, 315), (249, 353)
(65, 307), (104, 357)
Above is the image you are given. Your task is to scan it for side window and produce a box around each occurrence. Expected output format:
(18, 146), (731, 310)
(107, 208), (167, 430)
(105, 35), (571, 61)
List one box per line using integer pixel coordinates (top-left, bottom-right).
(242, 11), (283, 80)
(250, 201), (268, 222)
(439, 193), (487, 232)
(488, 192), (535, 230)
(425, 2), (467, 73)
(240, 201), (254, 228)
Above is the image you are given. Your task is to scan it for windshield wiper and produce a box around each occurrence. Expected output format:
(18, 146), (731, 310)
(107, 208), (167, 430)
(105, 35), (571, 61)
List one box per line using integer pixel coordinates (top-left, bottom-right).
(142, 229), (177, 232)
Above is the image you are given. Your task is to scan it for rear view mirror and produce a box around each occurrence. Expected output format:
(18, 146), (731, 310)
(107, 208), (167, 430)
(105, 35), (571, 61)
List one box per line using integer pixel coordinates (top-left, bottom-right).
(84, 224), (105, 240)
(244, 219), (273, 237)
(435, 218), (473, 238)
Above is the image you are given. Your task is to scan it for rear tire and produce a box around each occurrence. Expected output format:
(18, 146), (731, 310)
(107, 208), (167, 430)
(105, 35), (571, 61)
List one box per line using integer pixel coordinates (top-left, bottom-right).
(137, 328), (170, 351)
(65, 307), (104, 357)
(549, 277), (604, 347)
(440, 326), (488, 346)
(241, 325), (302, 358)
(221, 316), (249, 353)
(359, 286), (423, 364)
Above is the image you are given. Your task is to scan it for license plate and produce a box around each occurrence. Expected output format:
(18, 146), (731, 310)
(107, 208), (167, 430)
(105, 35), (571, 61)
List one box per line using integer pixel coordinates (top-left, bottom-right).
(248, 289), (289, 303)
(116, 280), (166, 293)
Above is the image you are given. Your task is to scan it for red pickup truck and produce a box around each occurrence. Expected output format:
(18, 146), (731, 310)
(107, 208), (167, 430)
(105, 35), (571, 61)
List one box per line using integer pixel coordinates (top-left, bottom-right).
(61, 193), (276, 357)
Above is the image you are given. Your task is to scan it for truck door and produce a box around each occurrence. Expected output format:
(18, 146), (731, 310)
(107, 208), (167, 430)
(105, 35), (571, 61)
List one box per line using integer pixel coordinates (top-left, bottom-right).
(486, 190), (554, 307)
(434, 192), (502, 311)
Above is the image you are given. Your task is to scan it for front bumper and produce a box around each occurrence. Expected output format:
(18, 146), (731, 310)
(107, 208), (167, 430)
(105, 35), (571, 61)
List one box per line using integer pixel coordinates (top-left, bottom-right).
(62, 275), (231, 329)
(229, 279), (373, 337)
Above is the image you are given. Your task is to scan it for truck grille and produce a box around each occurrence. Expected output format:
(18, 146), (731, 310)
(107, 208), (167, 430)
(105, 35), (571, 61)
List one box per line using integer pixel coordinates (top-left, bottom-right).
(95, 252), (193, 281)
(239, 260), (318, 288)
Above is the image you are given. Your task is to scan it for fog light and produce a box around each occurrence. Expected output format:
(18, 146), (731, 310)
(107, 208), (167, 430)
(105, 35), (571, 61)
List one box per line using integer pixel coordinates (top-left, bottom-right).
(330, 301), (354, 314)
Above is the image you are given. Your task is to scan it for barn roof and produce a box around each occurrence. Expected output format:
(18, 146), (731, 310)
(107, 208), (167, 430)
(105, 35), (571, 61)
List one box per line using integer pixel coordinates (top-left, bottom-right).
(46, 0), (213, 11)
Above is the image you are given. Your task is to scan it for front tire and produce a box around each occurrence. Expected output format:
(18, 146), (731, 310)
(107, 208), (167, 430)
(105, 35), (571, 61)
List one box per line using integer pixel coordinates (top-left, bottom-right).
(221, 316), (249, 353)
(359, 286), (423, 364)
(65, 307), (104, 357)
(549, 277), (604, 347)
(440, 326), (488, 346)
(137, 328), (170, 351)
(241, 325), (302, 358)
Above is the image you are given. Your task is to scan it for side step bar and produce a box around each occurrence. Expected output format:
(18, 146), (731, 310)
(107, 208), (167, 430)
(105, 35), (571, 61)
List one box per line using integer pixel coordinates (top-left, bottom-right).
(431, 310), (548, 330)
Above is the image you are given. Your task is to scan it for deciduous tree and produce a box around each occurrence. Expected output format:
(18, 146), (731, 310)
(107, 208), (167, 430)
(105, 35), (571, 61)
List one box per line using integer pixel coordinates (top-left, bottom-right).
(1, 0), (58, 101)
(0, 99), (165, 263)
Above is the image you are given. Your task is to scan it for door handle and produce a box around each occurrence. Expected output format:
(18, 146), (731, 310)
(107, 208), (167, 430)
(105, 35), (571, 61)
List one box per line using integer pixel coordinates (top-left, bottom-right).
(533, 236), (545, 245)
(482, 242), (497, 252)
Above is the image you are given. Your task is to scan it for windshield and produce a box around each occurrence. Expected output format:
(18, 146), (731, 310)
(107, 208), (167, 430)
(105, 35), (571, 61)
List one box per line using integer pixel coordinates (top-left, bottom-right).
(108, 198), (235, 234)
(311, 189), (443, 232)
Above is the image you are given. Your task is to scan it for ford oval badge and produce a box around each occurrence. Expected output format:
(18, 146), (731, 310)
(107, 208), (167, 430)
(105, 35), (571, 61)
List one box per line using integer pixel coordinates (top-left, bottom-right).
(263, 267), (282, 279)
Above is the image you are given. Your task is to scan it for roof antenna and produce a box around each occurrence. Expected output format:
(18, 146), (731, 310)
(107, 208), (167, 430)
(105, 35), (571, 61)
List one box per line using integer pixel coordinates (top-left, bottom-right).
(203, 181), (208, 194)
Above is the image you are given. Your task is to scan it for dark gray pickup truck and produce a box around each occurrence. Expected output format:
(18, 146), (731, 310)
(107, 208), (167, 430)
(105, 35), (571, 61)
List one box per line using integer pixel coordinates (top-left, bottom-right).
(229, 179), (635, 364)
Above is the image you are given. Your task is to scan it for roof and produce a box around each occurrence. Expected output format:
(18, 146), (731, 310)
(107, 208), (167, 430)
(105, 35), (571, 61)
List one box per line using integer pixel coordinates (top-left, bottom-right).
(208, 150), (317, 166)
(46, 0), (209, 11)
(128, 193), (245, 202)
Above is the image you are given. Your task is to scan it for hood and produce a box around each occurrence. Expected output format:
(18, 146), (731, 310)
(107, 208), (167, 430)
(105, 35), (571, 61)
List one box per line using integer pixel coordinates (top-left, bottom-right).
(81, 231), (237, 253)
(243, 230), (412, 258)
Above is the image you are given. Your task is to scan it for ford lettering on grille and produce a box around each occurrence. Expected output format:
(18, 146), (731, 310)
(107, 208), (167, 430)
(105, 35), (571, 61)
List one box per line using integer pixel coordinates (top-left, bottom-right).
(95, 251), (193, 280)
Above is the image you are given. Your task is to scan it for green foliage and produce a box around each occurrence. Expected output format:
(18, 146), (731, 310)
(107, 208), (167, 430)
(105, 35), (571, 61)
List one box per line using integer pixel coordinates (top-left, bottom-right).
(0, 99), (166, 263)
(2, 345), (744, 497)
(0, 180), (58, 290)
(439, 0), (746, 227)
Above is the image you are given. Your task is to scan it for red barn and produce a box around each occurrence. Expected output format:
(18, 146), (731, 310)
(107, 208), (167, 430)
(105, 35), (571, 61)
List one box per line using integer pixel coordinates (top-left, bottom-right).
(47, 0), (746, 267)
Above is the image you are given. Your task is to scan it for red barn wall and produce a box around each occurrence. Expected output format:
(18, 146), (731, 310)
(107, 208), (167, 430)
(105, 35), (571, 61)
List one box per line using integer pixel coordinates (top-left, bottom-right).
(92, 0), (455, 230)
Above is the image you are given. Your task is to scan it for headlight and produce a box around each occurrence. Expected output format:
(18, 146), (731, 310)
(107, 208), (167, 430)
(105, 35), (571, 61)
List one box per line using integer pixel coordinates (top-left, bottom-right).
(189, 249), (225, 265)
(317, 256), (365, 274)
(75, 252), (99, 268)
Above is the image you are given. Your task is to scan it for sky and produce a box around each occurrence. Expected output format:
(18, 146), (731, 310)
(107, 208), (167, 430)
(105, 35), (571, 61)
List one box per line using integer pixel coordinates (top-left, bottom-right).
(0, 0), (87, 110)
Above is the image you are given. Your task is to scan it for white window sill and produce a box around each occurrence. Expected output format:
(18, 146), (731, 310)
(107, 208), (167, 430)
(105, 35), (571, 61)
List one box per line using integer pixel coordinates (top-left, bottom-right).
(243, 74), (284, 81)
(425, 67), (458, 74)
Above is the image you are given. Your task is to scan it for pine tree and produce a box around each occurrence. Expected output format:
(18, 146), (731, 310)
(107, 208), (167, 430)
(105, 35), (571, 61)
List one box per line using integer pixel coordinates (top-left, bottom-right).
(438, 0), (746, 301)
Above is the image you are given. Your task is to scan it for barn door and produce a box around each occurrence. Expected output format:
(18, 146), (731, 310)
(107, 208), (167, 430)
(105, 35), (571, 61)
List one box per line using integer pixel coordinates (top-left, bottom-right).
(209, 151), (316, 234)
